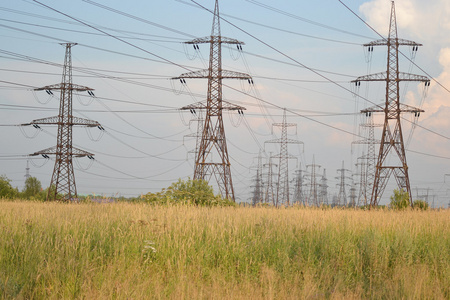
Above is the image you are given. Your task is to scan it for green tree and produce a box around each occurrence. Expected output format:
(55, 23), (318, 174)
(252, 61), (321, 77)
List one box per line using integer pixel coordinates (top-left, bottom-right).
(22, 177), (45, 200)
(389, 189), (410, 210)
(0, 175), (19, 199)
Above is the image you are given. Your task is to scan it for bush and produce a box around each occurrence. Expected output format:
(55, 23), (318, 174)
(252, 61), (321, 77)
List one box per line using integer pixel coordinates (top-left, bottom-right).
(389, 189), (410, 210)
(413, 199), (429, 210)
(0, 175), (19, 199)
(143, 178), (235, 207)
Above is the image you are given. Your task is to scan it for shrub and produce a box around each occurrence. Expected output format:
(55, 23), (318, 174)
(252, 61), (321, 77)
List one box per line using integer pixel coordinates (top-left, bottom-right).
(143, 178), (235, 207)
(413, 199), (429, 210)
(389, 189), (410, 210)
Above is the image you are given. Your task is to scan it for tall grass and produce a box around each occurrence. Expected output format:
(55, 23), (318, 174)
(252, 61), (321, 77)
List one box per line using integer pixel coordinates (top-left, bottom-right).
(0, 201), (448, 299)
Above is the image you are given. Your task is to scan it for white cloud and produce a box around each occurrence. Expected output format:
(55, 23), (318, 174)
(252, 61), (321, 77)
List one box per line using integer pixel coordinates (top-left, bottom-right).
(423, 48), (450, 114)
(360, 0), (450, 49)
(360, 0), (450, 130)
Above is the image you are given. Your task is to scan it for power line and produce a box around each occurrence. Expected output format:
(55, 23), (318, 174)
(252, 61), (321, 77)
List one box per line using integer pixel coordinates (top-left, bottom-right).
(338, 0), (450, 95)
(0, 17), (185, 42)
(243, 0), (376, 40)
(31, 0), (193, 72)
(81, 0), (195, 38)
(189, 0), (376, 139)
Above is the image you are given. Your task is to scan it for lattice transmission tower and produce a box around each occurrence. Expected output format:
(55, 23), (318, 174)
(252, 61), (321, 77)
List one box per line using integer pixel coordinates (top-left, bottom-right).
(265, 109), (303, 206)
(352, 113), (382, 206)
(293, 167), (305, 205)
(263, 153), (277, 205)
(24, 43), (101, 201)
(355, 154), (367, 206)
(173, 0), (251, 201)
(353, 1), (429, 206)
(183, 109), (204, 160)
(305, 156), (321, 206)
(349, 180), (357, 208)
(336, 161), (351, 207)
(319, 169), (328, 206)
(250, 150), (265, 206)
(24, 160), (31, 181)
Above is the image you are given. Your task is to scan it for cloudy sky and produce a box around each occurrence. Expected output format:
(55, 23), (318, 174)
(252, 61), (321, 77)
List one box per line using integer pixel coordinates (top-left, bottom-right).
(1, 0), (449, 207)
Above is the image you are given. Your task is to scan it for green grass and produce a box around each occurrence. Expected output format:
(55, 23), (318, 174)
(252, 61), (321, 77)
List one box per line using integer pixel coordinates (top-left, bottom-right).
(0, 201), (449, 299)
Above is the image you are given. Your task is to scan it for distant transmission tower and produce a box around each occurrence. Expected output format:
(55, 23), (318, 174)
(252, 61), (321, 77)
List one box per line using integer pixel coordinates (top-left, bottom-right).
(305, 156), (321, 206)
(24, 159), (31, 180)
(353, 1), (429, 206)
(263, 153), (277, 205)
(250, 150), (265, 206)
(293, 167), (305, 205)
(352, 114), (378, 205)
(319, 169), (328, 206)
(173, 0), (251, 200)
(265, 109), (303, 206)
(24, 43), (100, 201)
(355, 154), (367, 206)
(349, 180), (357, 208)
(336, 161), (351, 206)
(183, 109), (204, 159)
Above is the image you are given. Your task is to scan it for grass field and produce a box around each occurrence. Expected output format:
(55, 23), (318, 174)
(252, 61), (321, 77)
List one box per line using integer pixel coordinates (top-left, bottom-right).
(0, 201), (449, 299)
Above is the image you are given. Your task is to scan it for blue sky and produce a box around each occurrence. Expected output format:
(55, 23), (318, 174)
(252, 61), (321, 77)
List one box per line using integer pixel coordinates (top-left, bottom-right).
(1, 0), (449, 207)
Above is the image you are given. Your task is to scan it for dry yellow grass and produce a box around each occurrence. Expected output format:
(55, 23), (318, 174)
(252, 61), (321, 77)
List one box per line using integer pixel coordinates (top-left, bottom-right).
(0, 201), (448, 299)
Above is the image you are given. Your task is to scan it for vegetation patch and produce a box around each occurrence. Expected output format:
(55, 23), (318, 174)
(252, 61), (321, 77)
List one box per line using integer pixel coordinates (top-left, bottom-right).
(0, 201), (448, 299)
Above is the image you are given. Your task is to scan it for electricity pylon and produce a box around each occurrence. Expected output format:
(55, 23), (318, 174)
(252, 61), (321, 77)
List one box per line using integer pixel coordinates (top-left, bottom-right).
(319, 169), (328, 206)
(349, 180), (357, 208)
(293, 167), (305, 205)
(24, 43), (100, 201)
(305, 156), (321, 206)
(173, 0), (251, 201)
(250, 150), (264, 206)
(265, 109), (303, 206)
(183, 109), (204, 159)
(336, 161), (351, 206)
(352, 113), (382, 206)
(353, 1), (429, 206)
(24, 160), (31, 181)
(263, 153), (277, 205)
(355, 155), (367, 206)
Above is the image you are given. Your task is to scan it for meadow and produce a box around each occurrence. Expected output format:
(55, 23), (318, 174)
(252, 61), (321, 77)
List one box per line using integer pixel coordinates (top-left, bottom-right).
(0, 201), (448, 299)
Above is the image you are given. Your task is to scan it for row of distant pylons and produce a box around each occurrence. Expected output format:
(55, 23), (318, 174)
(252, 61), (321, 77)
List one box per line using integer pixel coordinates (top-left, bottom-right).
(22, 1), (429, 206)
(248, 1), (429, 207)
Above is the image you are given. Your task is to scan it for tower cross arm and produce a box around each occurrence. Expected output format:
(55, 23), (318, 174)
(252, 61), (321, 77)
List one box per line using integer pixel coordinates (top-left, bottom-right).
(352, 138), (381, 145)
(22, 116), (101, 127)
(361, 103), (424, 113)
(185, 36), (244, 45)
(29, 146), (58, 156)
(70, 147), (95, 157)
(30, 146), (94, 157)
(22, 116), (59, 126)
(180, 102), (207, 110)
(72, 117), (101, 127)
(272, 122), (297, 127)
(353, 72), (429, 82)
(35, 83), (94, 92)
(180, 100), (245, 111)
(221, 70), (252, 79)
(265, 138), (303, 145)
(265, 139), (282, 144)
(364, 38), (422, 47)
(285, 139), (304, 145)
(71, 117), (101, 127)
(173, 69), (251, 80)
